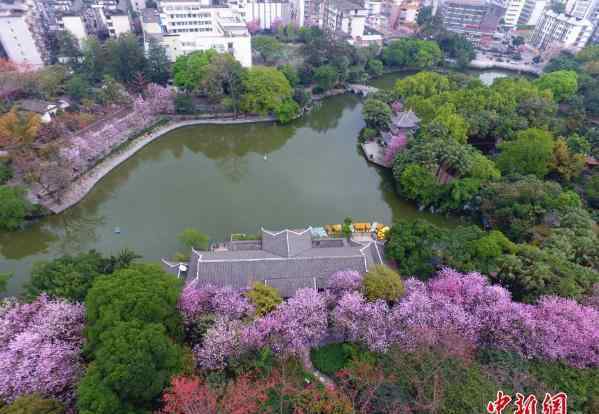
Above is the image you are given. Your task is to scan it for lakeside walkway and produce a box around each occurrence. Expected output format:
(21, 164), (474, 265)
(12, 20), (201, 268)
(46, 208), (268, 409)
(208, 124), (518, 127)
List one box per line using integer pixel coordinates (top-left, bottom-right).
(45, 115), (277, 214)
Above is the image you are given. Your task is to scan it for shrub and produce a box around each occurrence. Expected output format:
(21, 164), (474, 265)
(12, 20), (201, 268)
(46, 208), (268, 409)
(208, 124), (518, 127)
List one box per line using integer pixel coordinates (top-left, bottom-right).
(310, 343), (357, 376)
(0, 395), (65, 414)
(178, 228), (209, 250)
(0, 162), (12, 185)
(0, 186), (30, 231)
(246, 282), (282, 316)
(362, 264), (404, 302)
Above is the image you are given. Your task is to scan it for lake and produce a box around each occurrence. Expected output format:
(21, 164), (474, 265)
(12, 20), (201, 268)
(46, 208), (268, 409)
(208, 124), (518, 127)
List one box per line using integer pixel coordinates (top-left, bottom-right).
(0, 69), (511, 295)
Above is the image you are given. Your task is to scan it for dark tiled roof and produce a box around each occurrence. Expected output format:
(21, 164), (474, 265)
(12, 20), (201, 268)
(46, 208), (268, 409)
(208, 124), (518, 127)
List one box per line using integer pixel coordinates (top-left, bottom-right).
(186, 228), (384, 297)
(392, 111), (420, 128)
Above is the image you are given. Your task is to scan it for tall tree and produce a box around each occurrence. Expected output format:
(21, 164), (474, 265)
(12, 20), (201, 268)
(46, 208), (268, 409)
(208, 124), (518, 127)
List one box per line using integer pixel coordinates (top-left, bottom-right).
(104, 34), (147, 85)
(496, 128), (555, 178)
(145, 39), (170, 85)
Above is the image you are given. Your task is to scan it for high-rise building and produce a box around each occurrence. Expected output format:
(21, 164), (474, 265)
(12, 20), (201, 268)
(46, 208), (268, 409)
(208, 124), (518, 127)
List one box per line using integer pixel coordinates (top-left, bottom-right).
(518, 0), (547, 26)
(142, 1), (252, 67)
(564, 0), (598, 19)
(0, 0), (48, 67)
(502, 0), (527, 26)
(529, 9), (593, 51)
(441, 0), (504, 41)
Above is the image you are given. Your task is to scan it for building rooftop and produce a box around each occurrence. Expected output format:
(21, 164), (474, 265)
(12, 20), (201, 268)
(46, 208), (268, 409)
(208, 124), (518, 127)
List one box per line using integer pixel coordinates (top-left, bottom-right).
(168, 227), (384, 297)
(392, 111), (420, 128)
(17, 99), (55, 114)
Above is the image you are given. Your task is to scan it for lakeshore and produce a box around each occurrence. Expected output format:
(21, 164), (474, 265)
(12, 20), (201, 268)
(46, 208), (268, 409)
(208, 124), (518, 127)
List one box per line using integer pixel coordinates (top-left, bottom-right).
(45, 115), (277, 214)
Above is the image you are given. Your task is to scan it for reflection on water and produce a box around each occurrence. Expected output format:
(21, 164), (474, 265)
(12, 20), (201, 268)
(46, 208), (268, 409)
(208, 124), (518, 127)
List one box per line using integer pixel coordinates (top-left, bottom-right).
(0, 93), (455, 296)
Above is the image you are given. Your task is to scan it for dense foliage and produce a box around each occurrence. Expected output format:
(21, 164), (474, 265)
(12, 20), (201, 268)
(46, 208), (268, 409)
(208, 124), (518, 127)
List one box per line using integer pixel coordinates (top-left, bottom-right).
(0, 295), (85, 404)
(25, 249), (139, 302)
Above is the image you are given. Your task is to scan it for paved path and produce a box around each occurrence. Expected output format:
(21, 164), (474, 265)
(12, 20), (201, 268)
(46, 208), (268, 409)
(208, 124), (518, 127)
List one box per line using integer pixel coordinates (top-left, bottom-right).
(361, 141), (388, 168)
(45, 116), (277, 214)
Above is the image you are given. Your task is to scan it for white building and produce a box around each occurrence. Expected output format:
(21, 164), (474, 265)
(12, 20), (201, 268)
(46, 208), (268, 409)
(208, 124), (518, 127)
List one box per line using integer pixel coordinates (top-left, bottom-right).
(0, 0), (47, 67)
(565, 0), (598, 19)
(59, 14), (87, 42)
(143, 2), (252, 67)
(129, 0), (146, 13)
(529, 9), (593, 51)
(502, 0), (527, 26)
(242, 0), (289, 30)
(518, 0), (546, 26)
(95, 7), (133, 37)
(320, 0), (382, 44)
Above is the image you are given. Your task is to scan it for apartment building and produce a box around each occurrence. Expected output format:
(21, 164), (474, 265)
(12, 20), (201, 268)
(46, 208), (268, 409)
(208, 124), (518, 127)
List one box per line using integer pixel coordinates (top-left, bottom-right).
(58, 14), (87, 42)
(565, 0), (598, 19)
(518, 0), (547, 26)
(142, 1), (252, 67)
(441, 0), (504, 40)
(529, 9), (593, 51)
(0, 0), (48, 67)
(241, 0), (290, 30)
(502, 0), (527, 26)
(95, 7), (133, 37)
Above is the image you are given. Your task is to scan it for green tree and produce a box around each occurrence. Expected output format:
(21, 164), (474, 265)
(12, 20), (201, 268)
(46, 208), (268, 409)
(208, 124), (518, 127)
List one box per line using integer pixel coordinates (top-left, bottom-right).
(240, 67), (293, 115)
(0, 186), (30, 231)
(25, 250), (138, 302)
(252, 35), (285, 64)
(84, 263), (183, 352)
(366, 59), (383, 77)
(313, 65), (338, 91)
(278, 64), (299, 87)
(77, 321), (184, 414)
(566, 133), (591, 155)
(0, 272), (10, 293)
(145, 39), (170, 85)
(437, 32), (475, 68)
(382, 39), (442, 68)
(104, 34), (148, 85)
(533, 70), (578, 102)
(0, 395), (64, 414)
(81, 37), (107, 83)
(362, 264), (405, 302)
(362, 98), (392, 130)
(549, 138), (585, 181)
(386, 219), (444, 278)
(394, 71), (452, 100)
(37, 65), (68, 99)
(398, 164), (441, 207)
(275, 98), (300, 123)
(65, 74), (91, 102)
(430, 103), (469, 144)
(496, 128), (555, 178)
(246, 282), (282, 316)
(202, 54), (244, 110)
(178, 228), (209, 250)
(0, 161), (12, 185)
(56, 31), (82, 70)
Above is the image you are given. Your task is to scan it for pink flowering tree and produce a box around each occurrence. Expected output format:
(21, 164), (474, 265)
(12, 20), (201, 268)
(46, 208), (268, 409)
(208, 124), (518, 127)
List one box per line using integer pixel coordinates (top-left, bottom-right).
(0, 295), (85, 404)
(246, 19), (261, 34)
(383, 132), (408, 166)
(391, 101), (403, 113)
(327, 270), (363, 297)
(145, 83), (175, 115)
(194, 318), (248, 370)
(332, 292), (390, 352)
(179, 281), (254, 322)
(270, 18), (283, 33)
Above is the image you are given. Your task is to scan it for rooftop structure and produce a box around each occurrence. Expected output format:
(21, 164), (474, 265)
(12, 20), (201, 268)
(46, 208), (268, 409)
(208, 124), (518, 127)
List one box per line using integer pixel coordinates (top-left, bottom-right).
(441, 0), (505, 42)
(529, 9), (593, 52)
(142, 1), (252, 67)
(0, 0), (49, 67)
(164, 227), (385, 297)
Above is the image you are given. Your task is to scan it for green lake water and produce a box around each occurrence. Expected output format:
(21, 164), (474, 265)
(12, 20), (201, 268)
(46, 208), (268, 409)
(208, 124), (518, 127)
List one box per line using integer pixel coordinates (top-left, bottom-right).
(0, 70), (509, 296)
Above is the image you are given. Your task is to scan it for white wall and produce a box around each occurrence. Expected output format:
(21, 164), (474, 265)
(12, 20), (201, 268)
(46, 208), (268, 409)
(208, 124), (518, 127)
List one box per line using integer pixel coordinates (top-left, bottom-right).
(108, 14), (132, 37)
(62, 15), (87, 42)
(161, 33), (252, 67)
(243, 1), (288, 30)
(0, 15), (45, 67)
